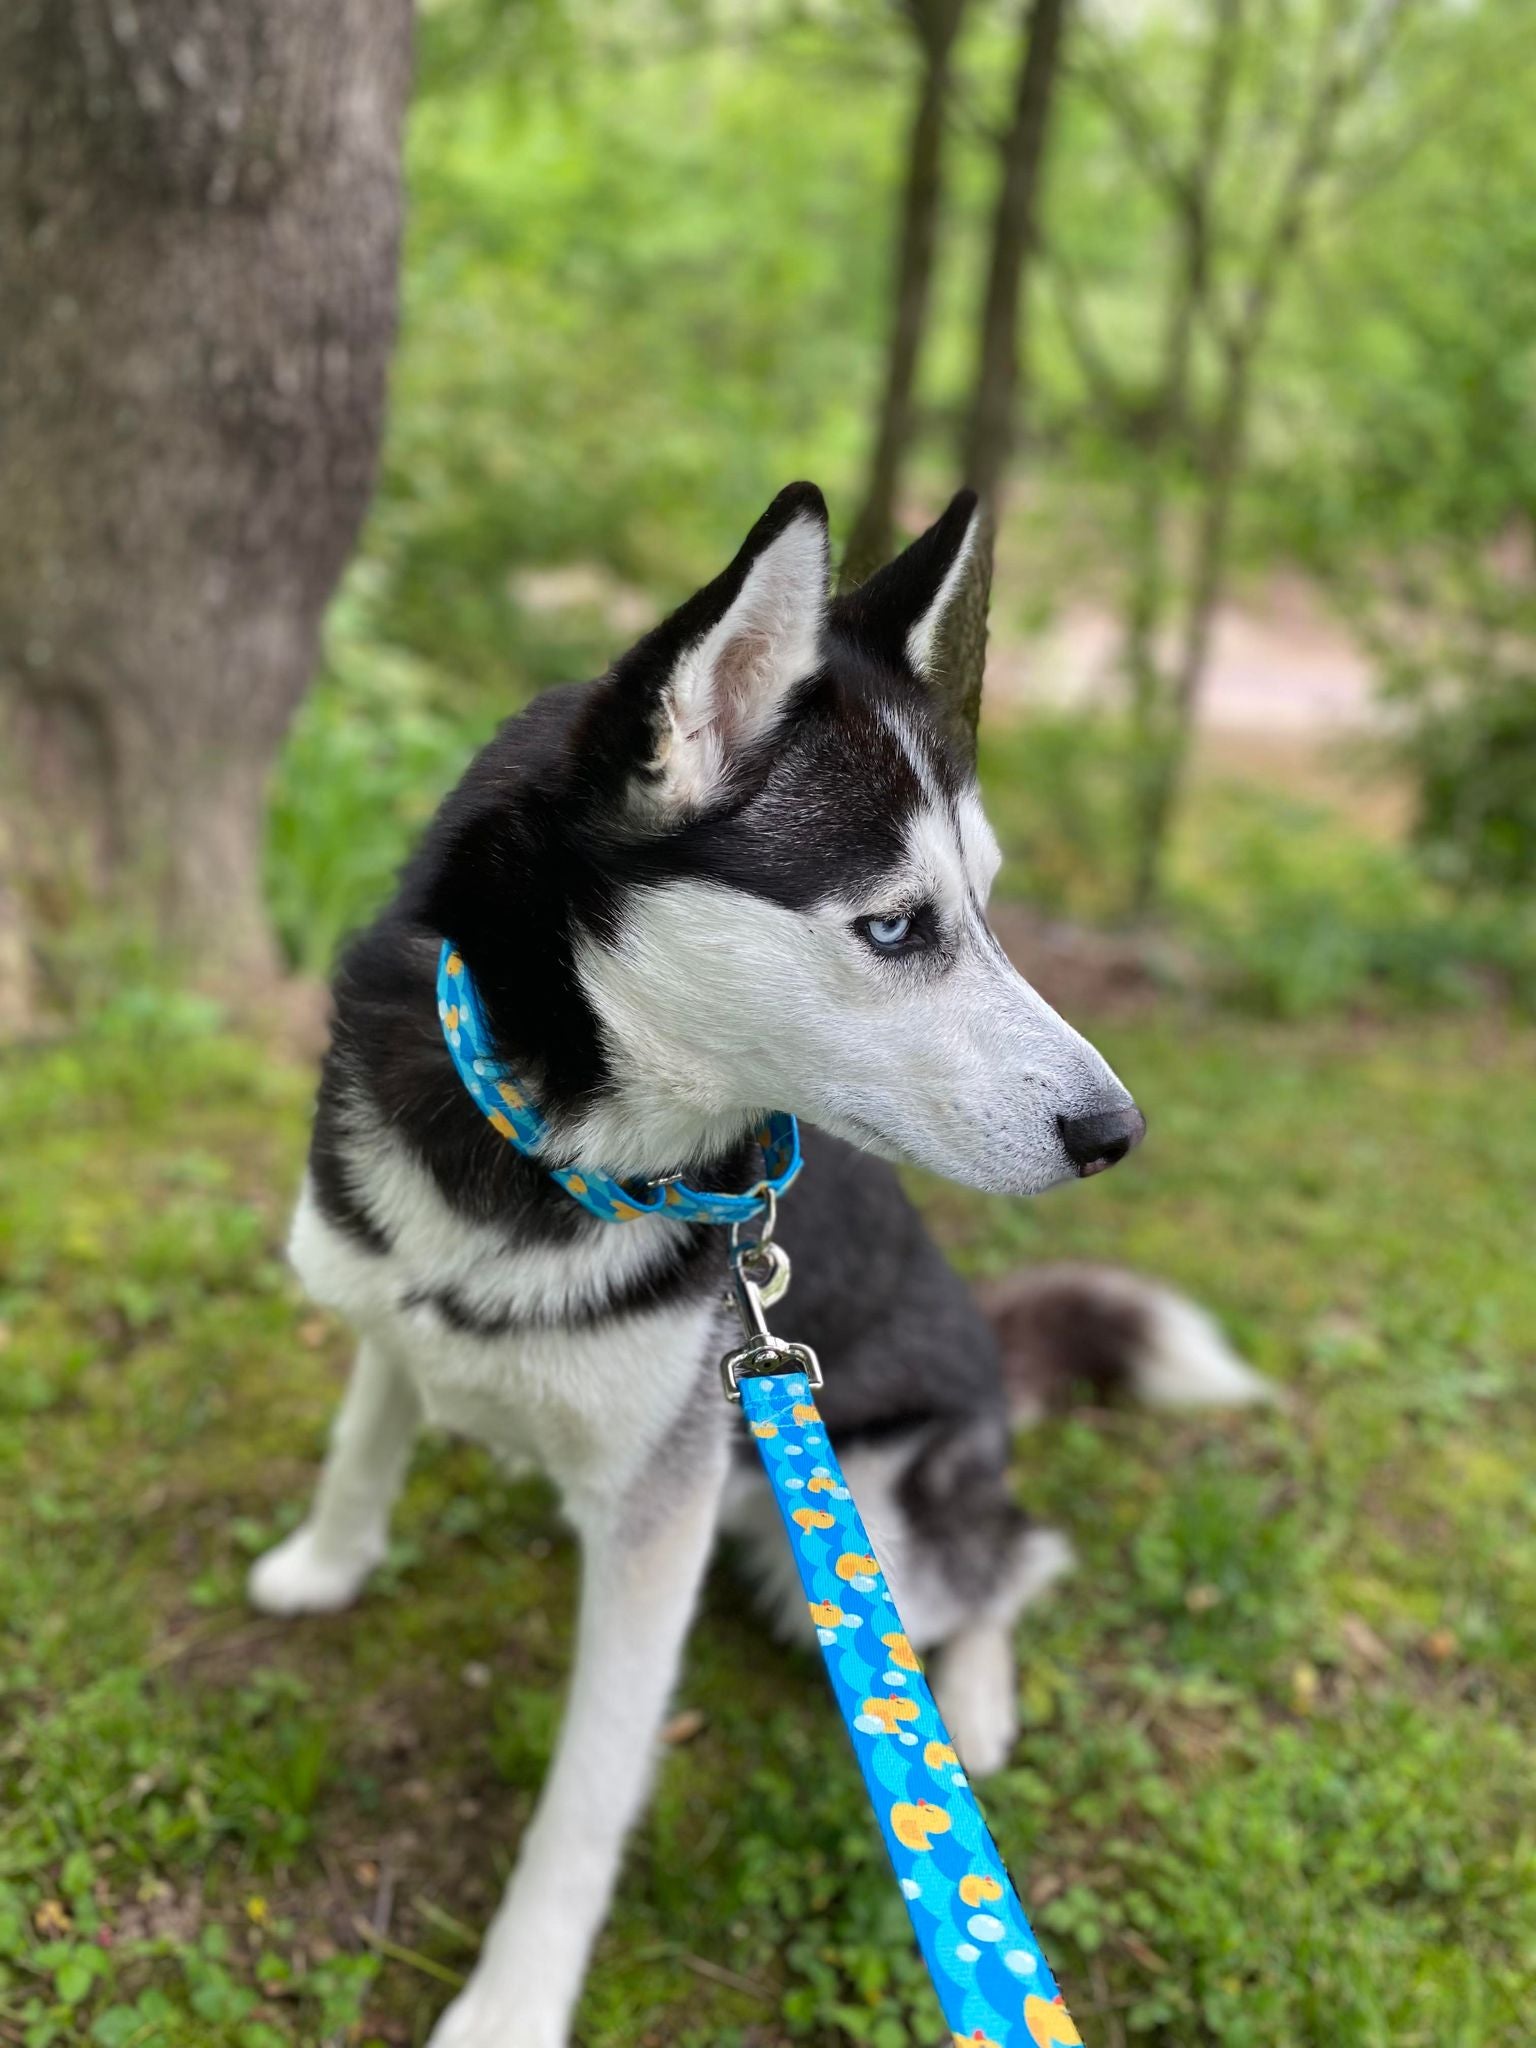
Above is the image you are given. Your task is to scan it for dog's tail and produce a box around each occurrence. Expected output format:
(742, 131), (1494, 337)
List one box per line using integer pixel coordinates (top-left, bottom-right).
(977, 1263), (1277, 1423)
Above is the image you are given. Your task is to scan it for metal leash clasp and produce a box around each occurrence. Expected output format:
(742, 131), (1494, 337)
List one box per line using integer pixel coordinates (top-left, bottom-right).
(719, 1193), (823, 1402)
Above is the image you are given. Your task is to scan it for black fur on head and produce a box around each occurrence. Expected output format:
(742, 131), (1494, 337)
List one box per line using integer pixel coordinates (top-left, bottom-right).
(830, 488), (979, 681)
(374, 485), (981, 1150)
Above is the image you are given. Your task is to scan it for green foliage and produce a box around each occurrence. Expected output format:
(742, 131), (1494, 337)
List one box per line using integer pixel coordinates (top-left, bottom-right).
(250, 0), (1536, 965)
(1248, 0), (1536, 903)
(265, 579), (491, 976)
(982, 713), (1141, 923)
(1173, 782), (1536, 1017)
(372, 9), (898, 696)
(982, 716), (1536, 1017)
(1401, 662), (1536, 894)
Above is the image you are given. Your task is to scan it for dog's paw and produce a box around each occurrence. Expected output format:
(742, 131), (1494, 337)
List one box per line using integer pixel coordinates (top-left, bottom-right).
(931, 1622), (1020, 1780)
(942, 1679), (1017, 1781)
(247, 1525), (383, 1616)
(427, 1988), (560, 2048)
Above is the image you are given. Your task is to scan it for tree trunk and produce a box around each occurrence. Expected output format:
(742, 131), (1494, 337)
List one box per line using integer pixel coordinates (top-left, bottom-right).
(942, 0), (1072, 756)
(0, 0), (414, 1013)
(1128, 345), (1251, 915)
(958, 0), (1070, 518)
(842, 0), (969, 591)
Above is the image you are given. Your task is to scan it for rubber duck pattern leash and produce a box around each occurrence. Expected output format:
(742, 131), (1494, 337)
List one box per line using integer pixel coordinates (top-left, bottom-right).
(740, 1368), (1083, 2048)
(437, 943), (801, 1225)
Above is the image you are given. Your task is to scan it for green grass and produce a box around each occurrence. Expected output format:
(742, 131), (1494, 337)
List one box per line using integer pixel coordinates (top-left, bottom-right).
(3, 1000), (1535, 2047)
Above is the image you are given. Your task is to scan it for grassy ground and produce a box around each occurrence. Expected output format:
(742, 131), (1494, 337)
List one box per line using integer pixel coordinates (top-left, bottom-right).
(3, 997), (1535, 2048)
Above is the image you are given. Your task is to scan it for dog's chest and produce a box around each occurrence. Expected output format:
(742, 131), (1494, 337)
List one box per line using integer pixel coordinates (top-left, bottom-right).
(290, 1140), (723, 1495)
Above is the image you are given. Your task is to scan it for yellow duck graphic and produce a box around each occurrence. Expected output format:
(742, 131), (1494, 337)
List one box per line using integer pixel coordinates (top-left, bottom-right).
(750, 1420), (778, 1439)
(882, 1630), (923, 1672)
(958, 1873), (1004, 1908)
(792, 1402), (820, 1424)
(1024, 1993), (1082, 2046)
(952, 2034), (1002, 2048)
(792, 1506), (836, 1533)
(860, 1694), (920, 1734)
(836, 1550), (882, 1582)
(807, 1599), (846, 1629)
(925, 1739), (959, 1769)
(890, 1800), (952, 1852)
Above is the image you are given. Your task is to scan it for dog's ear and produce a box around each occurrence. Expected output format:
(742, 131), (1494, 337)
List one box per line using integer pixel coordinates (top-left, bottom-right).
(613, 482), (829, 815)
(831, 489), (980, 680)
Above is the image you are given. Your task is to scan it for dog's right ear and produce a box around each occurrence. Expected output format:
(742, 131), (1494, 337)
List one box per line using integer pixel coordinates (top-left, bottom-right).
(606, 483), (829, 818)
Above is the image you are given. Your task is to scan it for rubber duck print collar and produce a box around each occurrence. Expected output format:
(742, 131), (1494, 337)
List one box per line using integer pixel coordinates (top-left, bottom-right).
(436, 940), (802, 1225)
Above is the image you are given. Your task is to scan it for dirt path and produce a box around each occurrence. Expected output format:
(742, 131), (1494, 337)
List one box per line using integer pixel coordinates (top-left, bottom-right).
(983, 571), (1406, 826)
(985, 571), (1381, 735)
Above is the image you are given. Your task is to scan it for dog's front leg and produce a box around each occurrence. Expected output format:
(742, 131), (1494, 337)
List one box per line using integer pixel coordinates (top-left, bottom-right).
(249, 1332), (420, 1615)
(427, 1430), (728, 2048)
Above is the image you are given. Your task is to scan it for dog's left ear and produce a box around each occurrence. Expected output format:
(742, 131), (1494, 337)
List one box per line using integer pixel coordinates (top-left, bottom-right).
(615, 482), (829, 815)
(831, 489), (980, 680)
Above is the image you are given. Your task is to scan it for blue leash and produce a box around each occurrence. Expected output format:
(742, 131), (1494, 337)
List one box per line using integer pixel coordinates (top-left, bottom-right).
(438, 939), (1082, 2047)
(726, 1244), (1082, 2048)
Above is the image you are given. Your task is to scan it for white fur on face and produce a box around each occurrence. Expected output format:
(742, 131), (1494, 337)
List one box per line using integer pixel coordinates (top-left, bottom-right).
(572, 776), (1136, 1194)
(644, 512), (828, 817)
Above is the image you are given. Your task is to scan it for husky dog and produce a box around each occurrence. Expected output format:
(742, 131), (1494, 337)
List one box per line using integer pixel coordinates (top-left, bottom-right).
(250, 486), (1268, 2047)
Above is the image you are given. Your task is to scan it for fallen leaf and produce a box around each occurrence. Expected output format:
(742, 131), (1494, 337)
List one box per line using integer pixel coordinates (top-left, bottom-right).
(1339, 1614), (1390, 1668)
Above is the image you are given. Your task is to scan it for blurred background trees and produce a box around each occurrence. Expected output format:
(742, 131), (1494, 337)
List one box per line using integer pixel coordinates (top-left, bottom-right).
(3, 0), (1534, 1022)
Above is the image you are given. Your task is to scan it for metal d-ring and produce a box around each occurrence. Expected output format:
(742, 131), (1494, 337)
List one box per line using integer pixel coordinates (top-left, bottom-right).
(720, 1230), (820, 1400)
(730, 1182), (778, 1257)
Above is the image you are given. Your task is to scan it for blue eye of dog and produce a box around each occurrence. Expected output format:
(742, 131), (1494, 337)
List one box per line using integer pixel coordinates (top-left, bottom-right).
(860, 912), (916, 952)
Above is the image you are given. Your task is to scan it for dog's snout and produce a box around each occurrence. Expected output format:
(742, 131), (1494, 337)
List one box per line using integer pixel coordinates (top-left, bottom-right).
(1057, 1103), (1146, 1178)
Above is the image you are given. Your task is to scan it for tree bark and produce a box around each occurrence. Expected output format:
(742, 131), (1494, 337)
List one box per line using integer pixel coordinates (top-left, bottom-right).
(842, 0), (969, 592)
(0, 0), (414, 1011)
(942, 0), (1072, 756)
(958, 0), (1070, 520)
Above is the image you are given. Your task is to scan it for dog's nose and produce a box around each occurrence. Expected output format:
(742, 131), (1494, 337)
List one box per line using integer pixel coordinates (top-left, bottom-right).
(1057, 1103), (1146, 1178)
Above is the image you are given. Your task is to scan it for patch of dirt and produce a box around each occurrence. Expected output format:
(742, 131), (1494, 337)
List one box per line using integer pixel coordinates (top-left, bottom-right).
(990, 903), (1198, 1018)
(983, 565), (1412, 831)
(987, 570), (1383, 737)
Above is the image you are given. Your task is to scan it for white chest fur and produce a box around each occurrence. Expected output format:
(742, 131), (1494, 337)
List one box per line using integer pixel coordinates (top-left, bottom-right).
(288, 1121), (724, 1505)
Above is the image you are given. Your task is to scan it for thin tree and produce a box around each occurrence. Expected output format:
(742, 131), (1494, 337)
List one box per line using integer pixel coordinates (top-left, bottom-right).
(0, 0), (415, 1016)
(843, 0), (972, 590)
(941, 0), (1072, 757)
(1049, 0), (1415, 911)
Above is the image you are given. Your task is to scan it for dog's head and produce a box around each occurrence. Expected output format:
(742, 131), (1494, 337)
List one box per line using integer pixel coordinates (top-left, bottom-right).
(524, 480), (1144, 1195)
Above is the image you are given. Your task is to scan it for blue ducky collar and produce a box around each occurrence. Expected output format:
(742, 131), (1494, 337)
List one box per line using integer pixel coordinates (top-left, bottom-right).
(436, 940), (802, 1225)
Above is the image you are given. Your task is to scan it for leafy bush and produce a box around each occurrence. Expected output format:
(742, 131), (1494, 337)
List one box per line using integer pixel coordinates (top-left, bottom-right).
(1396, 661), (1536, 896)
(981, 714), (1141, 924)
(264, 579), (492, 978)
(1174, 784), (1536, 1017)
